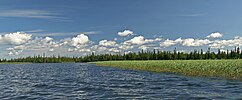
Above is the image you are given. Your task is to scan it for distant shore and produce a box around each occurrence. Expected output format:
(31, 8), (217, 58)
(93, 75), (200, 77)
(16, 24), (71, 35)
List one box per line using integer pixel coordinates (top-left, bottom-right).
(0, 62), (32, 64)
(91, 60), (242, 81)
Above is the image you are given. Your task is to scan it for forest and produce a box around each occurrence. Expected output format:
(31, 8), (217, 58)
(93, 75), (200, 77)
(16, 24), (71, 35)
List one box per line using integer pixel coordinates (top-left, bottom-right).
(1, 47), (242, 63)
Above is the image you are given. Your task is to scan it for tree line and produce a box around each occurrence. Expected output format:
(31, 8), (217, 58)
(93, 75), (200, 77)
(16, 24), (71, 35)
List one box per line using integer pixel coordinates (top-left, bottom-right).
(1, 47), (242, 63)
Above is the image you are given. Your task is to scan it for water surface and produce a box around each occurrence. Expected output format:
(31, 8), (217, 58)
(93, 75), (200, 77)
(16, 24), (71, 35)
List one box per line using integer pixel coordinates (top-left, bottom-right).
(0, 63), (241, 99)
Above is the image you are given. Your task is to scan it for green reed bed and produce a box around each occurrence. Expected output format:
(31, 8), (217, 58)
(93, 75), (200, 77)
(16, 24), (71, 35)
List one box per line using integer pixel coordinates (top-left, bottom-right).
(91, 60), (242, 80)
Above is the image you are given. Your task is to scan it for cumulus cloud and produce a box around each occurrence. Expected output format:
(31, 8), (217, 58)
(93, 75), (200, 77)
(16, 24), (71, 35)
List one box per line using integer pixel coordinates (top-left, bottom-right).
(92, 46), (109, 52)
(209, 36), (242, 48)
(70, 34), (89, 47)
(0, 32), (32, 45)
(8, 51), (14, 55)
(145, 38), (162, 42)
(2, 30), (240, 57)
(2, 32), (91, 56)
(207, 32), (223, 38)
(124, 36), (161, 45)
(99, 40), (116, 46)
(7, 45), (26, 51)
(28, 37), (60, 48)
(124, 51), (133, 54)
(49, 48), (54, 52)
(79, 48), (91, 52)
(139, 45), (149, 50)
(42, 37), (53, 42)
(160, 38), (211, 47)
(108, 48), (120, 53)
(8, 51), (20, 56)
(124, 36), (146, 45)
(160, 38), (182, 47)
(5, 36), (61, 56)
(182, 38), (211, 46)
(118, 45), (134, 50)
(68, 48), (75, 52)
(118, 30), (133, 36)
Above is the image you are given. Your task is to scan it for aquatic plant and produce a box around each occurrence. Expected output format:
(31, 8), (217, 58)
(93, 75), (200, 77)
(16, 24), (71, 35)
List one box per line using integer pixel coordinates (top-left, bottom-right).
(92, 60), (242, 80)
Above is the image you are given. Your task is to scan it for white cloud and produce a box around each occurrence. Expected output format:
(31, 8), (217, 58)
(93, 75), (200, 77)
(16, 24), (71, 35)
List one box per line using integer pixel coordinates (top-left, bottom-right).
(0, 9), (68, 21)
(0, 32), (32, 45)
(8, 51), (20, 56)
(207, 32), (223, 38)
(124, 51), (133, 54)
(124, 36), (146, 45)
(117, 36), (163, 52)
(118, 30), (133, 36)
(42, 37), (53, 42)
(3, 30), (241, 58)
(5, 36), (61, 56)
(99, 40), (116, 46)
(139, 45), (149, 50)
(83, 31), (99, 35)
(124, 36), (161, 45)
(209, 37), (242, 48)
(70, 34), (89, 47)
(79, 48), (91, 52)
(49, 48), (54, 52)
(2, 32), (92, 56)
(118, 45), (134, 50)
(88, 45), (121, 54)
(108, 48), (120, 53)
(182, 38), (211, 46)
(145, 38), (162, 42)
(23, 29), (45, 33)
(160, 38), (182, 47)
(7, 45), (26, 51)
(8, 51), (14, 55)
(160, 38), (211, 47)
(90, 45), (109, 52)
(68, 48), (75, 52)
(32, 31), (98, 37)
(28, 37), (59, 48)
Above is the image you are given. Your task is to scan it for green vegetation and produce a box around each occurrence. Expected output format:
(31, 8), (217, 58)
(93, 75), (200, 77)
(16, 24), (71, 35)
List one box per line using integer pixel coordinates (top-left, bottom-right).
(0, 62), (31, 64)
(2, 47), (242, 80)
(80, 47), (242, 62)
(91, 60), (242, 80)
(4, 47), (242, 63)
(1, 56), (80, 63)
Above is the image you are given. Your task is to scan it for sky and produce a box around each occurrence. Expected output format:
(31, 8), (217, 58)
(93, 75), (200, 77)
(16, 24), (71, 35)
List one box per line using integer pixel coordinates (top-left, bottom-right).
(1, 0), (242, 58)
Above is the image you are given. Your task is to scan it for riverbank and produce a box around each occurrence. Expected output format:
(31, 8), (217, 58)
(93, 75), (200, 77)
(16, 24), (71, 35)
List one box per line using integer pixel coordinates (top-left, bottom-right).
(91, 60), (242, 80)
(0, 62), (32, 64)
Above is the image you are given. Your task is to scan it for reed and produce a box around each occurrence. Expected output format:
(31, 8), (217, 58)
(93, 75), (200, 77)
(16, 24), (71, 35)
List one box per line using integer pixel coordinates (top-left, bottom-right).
(91, 60), (242, 80)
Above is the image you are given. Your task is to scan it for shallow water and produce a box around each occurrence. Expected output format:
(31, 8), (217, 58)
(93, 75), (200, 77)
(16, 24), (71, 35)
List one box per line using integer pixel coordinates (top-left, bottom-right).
(0, 63), (241, 99)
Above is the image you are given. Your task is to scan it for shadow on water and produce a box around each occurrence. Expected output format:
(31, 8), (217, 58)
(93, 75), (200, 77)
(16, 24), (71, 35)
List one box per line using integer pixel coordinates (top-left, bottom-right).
(0, 63), (241, 99)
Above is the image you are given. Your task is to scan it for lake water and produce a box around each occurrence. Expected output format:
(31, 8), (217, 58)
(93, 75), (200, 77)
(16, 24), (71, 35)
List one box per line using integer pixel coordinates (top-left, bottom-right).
(0, 63), (241, 99)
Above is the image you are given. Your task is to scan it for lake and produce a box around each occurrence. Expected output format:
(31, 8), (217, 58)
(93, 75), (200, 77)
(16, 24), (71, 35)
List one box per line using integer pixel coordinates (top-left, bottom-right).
(0, 63), (241, 99)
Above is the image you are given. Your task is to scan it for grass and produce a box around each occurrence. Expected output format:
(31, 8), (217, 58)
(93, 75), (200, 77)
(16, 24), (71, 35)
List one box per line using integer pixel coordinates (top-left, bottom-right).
(91, 60), (242, 80)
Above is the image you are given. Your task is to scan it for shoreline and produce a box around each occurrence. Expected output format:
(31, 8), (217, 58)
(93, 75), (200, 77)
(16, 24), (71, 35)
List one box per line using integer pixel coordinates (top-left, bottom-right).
(0, 62), (32, 64)
(90, 60), (242, 81)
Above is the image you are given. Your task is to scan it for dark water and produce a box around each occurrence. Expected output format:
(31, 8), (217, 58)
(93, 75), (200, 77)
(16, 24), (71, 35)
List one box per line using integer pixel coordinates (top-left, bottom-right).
(0, 63), (241, 100)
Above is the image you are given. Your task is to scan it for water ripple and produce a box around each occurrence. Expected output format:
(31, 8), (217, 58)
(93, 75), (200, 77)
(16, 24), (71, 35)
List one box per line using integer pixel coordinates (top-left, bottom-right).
(0, 63), (241, 99)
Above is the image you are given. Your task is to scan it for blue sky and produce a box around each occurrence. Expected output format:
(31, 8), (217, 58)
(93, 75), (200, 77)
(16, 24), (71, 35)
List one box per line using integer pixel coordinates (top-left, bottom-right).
(0, 0), (242, 58)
